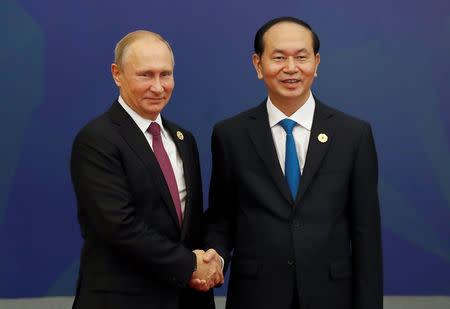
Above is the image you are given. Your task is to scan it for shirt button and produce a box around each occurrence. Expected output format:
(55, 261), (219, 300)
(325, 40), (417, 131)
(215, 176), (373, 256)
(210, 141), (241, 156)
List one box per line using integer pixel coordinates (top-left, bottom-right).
(293, 219), (301, 228)
(288, 259), (295, 266)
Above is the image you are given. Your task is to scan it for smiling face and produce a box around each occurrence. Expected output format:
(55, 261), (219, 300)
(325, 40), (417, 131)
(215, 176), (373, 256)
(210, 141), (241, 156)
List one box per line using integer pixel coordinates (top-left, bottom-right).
(111, 37), (174, 120)
(253, 22), (320, 112)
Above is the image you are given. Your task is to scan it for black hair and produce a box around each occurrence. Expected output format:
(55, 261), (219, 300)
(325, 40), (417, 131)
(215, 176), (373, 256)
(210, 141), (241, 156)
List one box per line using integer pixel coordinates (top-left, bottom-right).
(254, 17), (320, 56)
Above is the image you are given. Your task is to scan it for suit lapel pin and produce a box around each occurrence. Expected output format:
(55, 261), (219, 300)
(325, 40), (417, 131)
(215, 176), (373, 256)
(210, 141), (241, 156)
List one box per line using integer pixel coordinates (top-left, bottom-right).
(318, 133), (328, 143)
(177, 131), (184, 140)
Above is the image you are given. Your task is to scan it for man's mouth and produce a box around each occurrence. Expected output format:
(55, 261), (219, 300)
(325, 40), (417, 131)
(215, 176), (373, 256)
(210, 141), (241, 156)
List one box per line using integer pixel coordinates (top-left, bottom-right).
(282, 79), (300, 83)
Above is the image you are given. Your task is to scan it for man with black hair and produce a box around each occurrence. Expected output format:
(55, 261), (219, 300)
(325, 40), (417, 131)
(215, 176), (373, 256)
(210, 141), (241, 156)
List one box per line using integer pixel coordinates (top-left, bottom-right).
(205, 17), (383, 309)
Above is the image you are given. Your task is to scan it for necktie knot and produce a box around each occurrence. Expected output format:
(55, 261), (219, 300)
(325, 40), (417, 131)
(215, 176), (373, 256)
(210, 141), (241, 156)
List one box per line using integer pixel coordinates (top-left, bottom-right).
(147, 122), (161, 137)
(279, 119), (297, 135)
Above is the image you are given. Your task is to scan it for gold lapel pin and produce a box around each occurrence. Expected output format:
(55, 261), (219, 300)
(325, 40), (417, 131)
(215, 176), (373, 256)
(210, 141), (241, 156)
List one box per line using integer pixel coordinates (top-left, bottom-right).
(318, 133), (328, 143)
(177, 131), (184, 140)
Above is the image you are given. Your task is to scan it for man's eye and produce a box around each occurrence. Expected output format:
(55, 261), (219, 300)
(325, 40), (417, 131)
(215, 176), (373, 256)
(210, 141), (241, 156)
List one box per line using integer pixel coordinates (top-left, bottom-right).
(274, 56), (284, 60)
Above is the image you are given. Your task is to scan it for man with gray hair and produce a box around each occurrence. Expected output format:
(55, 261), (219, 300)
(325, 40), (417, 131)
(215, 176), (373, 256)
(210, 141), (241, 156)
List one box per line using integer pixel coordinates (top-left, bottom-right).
(71, 30), (222, 309)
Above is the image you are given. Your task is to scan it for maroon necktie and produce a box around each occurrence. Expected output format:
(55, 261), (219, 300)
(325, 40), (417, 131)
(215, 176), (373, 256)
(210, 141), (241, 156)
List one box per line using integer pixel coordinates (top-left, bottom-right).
(147, 122), (182, 226)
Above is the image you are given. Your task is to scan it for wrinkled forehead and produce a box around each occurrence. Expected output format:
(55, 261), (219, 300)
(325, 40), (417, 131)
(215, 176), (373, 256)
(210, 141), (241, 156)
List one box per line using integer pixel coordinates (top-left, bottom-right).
(263, 22), (314, 52)
(123, 37), (174, 67)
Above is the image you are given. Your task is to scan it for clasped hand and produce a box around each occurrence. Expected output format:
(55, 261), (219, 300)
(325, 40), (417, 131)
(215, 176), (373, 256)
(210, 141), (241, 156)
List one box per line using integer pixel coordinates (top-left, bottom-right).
(190, 249), (224, 291)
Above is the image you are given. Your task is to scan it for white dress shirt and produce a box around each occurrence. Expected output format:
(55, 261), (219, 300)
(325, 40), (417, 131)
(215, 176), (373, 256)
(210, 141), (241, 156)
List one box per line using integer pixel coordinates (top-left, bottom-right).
(267, 92), (315, 175)
(118, 96), (187, 217)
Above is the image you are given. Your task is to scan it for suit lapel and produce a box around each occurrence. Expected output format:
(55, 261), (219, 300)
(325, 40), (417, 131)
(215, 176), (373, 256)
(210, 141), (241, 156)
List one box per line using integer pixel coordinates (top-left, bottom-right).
(108, 102), (181, 232)
(247, 101), (294, 204)
(296, 100), (335, 204)
(163, 119), (193, 240)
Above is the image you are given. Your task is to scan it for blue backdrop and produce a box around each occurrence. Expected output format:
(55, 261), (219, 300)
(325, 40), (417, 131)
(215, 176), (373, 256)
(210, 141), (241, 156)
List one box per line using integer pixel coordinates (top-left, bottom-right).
(1, 0), (449, 298)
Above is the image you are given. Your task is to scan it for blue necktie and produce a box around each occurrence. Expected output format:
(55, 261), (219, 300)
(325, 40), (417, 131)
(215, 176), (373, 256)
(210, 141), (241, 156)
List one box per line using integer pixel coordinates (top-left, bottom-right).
(279, 119), (300, 199)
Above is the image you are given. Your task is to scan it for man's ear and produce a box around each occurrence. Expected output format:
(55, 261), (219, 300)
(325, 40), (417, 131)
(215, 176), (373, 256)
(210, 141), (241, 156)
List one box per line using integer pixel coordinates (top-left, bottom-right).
(111, 63), (121, 87)
(252, 54), (264, 80)
(314, 53), (320, 78)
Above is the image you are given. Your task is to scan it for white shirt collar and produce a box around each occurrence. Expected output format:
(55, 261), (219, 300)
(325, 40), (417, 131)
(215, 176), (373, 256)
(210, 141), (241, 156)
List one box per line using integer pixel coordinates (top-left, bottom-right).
(118, 96), (167, 137)
(267, 92), (315, 131)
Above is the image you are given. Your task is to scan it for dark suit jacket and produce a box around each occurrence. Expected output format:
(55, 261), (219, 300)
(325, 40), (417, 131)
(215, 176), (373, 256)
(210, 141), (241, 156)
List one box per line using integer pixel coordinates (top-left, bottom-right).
(205, 98), (382, 309)
(71, 101), (214, 309)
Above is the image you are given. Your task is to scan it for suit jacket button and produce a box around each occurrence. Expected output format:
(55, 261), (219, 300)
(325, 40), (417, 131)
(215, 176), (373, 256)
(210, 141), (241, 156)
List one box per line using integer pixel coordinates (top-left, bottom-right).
(288, 259), (295, 266)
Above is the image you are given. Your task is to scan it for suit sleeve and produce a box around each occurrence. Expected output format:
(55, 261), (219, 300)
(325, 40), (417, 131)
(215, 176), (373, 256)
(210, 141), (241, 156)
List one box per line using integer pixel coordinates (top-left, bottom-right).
(204, 125), (235, 270)
(350, 123), (383, 309)
(71, 130), (195, 287)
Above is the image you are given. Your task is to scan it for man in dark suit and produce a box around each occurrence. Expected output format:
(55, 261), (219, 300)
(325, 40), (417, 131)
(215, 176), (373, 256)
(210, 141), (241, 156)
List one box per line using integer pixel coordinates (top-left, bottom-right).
(205, 17), (383, 309)
(71, 30), (222, 309)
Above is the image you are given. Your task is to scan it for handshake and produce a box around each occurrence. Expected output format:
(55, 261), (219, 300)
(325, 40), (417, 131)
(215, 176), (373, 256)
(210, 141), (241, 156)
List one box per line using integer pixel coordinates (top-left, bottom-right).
(190, 249), (224, 291)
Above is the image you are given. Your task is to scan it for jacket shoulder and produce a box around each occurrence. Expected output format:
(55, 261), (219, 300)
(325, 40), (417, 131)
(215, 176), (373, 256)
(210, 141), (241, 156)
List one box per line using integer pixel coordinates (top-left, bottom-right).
(213, 104), (262, 133)
(74, 112), (115, 143)
(317, 100), (372, 132)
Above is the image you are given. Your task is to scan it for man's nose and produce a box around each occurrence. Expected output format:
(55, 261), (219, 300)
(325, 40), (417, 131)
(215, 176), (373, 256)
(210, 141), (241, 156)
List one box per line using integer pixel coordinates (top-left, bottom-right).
(284, 57), (298, 73)
(150, 78), (164, 93)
